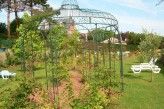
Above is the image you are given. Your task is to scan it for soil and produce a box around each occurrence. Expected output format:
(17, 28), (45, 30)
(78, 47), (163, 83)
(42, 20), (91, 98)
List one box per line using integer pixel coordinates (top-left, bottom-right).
(57, 70), (83, 98)
(29, 70), (84, 108)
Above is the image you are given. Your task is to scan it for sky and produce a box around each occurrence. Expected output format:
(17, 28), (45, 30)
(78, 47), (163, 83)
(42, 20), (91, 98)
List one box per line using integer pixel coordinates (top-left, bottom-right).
(0, 0), (164, 36)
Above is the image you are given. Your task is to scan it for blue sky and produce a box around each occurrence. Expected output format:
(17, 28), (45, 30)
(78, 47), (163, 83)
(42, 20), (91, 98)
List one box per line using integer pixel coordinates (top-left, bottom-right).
(0, 0), (164, 36)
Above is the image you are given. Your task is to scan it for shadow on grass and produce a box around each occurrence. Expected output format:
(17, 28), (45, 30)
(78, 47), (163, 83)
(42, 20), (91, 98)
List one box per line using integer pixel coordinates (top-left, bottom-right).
(124, 74), (142, 79)
(16, 66), (45, 72)
(35, 76), (46, 80)
(127, 70), (156, 82)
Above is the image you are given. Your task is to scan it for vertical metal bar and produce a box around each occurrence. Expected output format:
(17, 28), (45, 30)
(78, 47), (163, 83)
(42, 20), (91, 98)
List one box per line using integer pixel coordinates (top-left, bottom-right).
(44, 37), (48, 90)
(55, 44), (59, 106)
(102, 32), (105, 66)
(31, 35), (34, 77)
(50, 34), (55, 100)
(93, 31), (96, 67)
(116, 28), (124, 92)
(108, 28), (112, 69)
(96, 25), (98, 65)
(21, 36), (26, 74)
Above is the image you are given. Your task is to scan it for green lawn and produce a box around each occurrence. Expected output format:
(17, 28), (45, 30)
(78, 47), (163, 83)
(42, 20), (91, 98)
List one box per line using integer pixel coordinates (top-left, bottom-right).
(112, 55), (164, 109)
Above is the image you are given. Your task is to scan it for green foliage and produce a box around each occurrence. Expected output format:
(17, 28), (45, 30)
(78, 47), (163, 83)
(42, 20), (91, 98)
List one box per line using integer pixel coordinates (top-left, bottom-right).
(138, 29), (162, 60)
(90, 66), (120, 89)
(5, 50), (21, 66)
(0, 22), (6, 33)
(12, 13), (48, 72)
(125, 44), (138, 51)
(50, 65), (69, 86)
(159, 37), (164, 49)
(0, 33), (7, 39)
(63, 30), (82, 57)
(48, 25), (67, 51)
(126, 32), (145, 45)
(10, 18), (23, 34)
(159, 49), (164, 65)
(137, 53), (146, 63)
(2, 77), (39, 109)
(71, 84), (111, 109)
(0, 39), (15, 48)
(88, 29), (114, 42)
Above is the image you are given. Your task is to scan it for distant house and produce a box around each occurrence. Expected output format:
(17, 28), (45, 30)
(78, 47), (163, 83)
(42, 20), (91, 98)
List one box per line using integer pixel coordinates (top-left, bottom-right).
(102, 37), (127, 45)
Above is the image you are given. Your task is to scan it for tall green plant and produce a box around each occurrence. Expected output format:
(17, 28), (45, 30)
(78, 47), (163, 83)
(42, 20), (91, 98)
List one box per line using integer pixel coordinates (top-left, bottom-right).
(138, 29), (162, 61)
(138, 29), (162, 82)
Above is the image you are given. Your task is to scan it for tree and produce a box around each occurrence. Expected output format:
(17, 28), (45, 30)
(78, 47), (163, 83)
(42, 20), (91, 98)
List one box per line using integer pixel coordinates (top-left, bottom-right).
(12, 7), (59, 73)
(24, 0), (48, 15)
(87, 29), (114, 42)
(0, 0), (7, 11)
(0, 22), (7, 33)
(0, 0), (12, 38)
(138, 29), (162, 61)
(7, 0), (11, 39)
(10, 0), (25, 37)
(10, 18), (23, 34)
(0, 0), (25, 38)
(138, 29), (162, 82)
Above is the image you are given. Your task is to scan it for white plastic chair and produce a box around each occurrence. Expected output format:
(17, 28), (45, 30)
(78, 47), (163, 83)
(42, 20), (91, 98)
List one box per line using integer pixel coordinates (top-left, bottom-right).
(0, 70), (16, 79)
(131, 58), (160, 73)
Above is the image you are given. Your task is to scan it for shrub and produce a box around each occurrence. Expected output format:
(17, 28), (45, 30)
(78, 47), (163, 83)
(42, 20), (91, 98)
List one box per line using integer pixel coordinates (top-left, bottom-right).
(2, 77), (40, 109)
(0, 39), (16, 48)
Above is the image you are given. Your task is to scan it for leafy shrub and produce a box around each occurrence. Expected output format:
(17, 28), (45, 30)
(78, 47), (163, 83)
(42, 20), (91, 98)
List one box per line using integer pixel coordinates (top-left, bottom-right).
(10, 18), (23, 34)
(125, 44), (138, 51)
(0, 39), (16, 48)
(71, 84), (111, 109)
(0, 33), (7, 39)
(3, 77), (40, 109)
(50, 65), (69, 86)
(137, 53), (146, 63)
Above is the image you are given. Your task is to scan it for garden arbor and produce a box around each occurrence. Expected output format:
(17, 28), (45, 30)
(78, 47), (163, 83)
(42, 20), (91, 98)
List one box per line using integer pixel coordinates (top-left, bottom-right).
(52, 0), (124, 91)
(21, 0), (124, 94)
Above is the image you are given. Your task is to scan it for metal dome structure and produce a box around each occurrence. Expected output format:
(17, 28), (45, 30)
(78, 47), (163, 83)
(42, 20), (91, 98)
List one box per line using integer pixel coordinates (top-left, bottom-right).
(53, 0), (119, 32)
(21, 0), (124, 93)
(19, 1), (124, 106)
(52, 0), (123, 91)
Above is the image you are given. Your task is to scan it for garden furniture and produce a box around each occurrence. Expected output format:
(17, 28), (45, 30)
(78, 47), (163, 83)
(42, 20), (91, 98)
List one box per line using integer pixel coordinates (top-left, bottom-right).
(0, 70), (16, 79)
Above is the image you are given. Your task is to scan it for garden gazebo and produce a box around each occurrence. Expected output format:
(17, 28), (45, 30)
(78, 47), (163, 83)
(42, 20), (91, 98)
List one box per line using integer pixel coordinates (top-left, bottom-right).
(52, 0), (124, 91)
(21, 0), (124, 94)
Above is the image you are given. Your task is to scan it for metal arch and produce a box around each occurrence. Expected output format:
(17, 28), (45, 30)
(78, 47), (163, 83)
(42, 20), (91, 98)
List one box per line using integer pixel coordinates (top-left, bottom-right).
(53, 0), (124, 92)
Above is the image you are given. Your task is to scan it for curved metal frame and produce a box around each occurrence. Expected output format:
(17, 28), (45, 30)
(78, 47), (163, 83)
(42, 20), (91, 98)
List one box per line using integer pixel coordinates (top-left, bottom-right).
(20, 0), (124, 93)
(52, 0), (124, 92)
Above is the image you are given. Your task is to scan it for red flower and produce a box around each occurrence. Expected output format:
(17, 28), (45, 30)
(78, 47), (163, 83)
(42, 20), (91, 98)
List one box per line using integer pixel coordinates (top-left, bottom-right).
(89, 64), (93, 68)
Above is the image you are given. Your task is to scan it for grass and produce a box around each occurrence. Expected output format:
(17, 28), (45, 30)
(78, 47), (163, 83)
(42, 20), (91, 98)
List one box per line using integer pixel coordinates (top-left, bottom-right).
(0, 54), (164, 109)
(111, 55), (164, 109)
